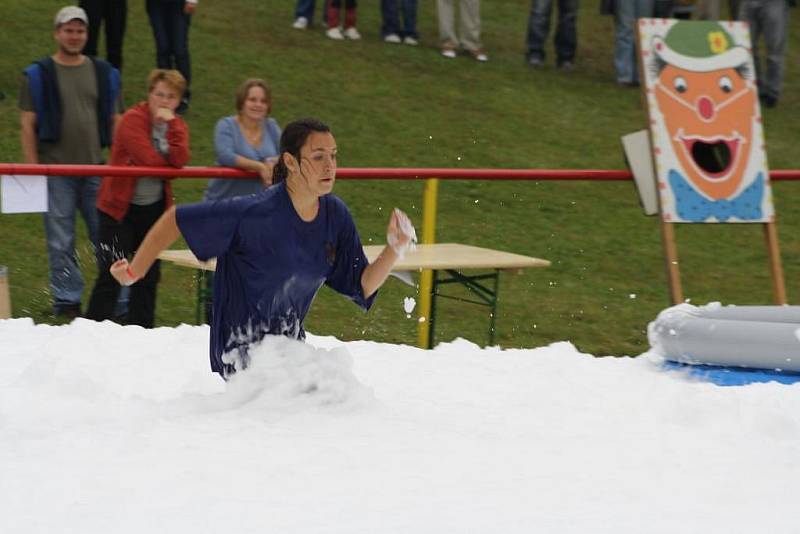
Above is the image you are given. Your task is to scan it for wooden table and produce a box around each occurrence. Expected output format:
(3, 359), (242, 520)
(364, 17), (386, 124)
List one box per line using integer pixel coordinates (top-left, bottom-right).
(158, 243), (550, 348)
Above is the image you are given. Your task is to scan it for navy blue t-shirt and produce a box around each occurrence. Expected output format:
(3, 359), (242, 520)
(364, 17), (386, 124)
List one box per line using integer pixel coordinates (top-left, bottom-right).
(176, 181), (375, 376)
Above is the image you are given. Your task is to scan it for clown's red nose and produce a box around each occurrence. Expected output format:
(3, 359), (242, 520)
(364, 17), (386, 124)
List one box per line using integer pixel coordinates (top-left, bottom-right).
(697, 96), (715, 120)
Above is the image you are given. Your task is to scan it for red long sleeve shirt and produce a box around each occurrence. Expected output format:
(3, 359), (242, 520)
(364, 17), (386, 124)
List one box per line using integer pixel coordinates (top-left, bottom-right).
(97, 101), (190, 221)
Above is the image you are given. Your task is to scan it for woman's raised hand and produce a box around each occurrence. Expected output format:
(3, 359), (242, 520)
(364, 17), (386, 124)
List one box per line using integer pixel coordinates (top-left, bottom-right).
(387, 208), (417, 258)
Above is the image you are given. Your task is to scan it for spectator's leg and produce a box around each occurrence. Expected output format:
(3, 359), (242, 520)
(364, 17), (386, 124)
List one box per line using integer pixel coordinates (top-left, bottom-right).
(554, 0), (578, 65)
(613, 0), (636, 84)
(43, 177), (83, 314)
(436, 0), (459, 50)
(295, 0), (316, 23)
(345, 0), (357, 28)
(79, 0), (102, 57)
(459, 0), (482, 53)
(328, 0), (341, 28)
(77, 176), (101, 261)
(104, 0), (127, 71)
(126, 201), (165, 329)
(526, 0), (553, 62)
(402, 0), (419, 39)
(741, 0), (764, 97)
(382, 0), (399, 37)
(631, 0), (655, 84)
(85, 210), (129, 322)
(760, 0), (787, 104)
(168, 2), (192, 92)
(146, 0), (173, 69)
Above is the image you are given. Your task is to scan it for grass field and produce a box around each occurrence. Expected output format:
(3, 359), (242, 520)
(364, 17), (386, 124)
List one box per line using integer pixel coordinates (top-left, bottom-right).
(1, 0), (798, 356)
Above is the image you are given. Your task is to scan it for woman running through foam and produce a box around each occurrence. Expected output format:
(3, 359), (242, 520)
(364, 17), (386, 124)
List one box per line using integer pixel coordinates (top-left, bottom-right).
(110, 117), (415, 377)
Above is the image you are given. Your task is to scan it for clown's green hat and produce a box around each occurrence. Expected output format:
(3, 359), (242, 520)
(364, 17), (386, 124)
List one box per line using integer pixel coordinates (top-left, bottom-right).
(652, 21), (748, 72)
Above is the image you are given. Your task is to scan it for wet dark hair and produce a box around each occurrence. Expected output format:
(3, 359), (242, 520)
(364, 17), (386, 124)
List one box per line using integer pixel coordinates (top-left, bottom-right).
(271, 118), (332, 184)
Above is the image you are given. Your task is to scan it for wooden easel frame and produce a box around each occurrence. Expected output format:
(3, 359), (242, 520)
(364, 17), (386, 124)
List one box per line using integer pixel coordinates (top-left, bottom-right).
(659, 219), (787, 305)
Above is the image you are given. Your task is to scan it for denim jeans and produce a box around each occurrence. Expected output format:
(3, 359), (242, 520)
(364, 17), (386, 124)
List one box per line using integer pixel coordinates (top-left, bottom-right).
(525, 0), (578, 64)
(381, 0), (418, 38)
(146, 0), (191, 97)
(740, 0), (789, 101)
(43, 176), (100, 311)
(614, 0), (654, 84)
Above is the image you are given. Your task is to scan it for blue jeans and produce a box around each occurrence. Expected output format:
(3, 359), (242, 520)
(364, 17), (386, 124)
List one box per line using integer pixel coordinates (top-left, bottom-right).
(43, 176), (100, 311)
(381, 0), (418, 38)
(146, 0), (191, 96)
(740, 0), (789, 101)
(295, 0), (328, 24)
(614, 0), (654, 84)
(525, 0), (578, 64)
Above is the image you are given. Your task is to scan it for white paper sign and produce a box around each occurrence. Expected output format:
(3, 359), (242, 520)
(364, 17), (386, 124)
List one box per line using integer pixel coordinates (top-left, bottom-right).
(1, 175), (48, 213)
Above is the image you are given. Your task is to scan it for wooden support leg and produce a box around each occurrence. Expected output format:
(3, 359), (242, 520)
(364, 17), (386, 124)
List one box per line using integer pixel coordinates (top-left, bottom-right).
(764, 222), (787, 305)
(661, 220), (683, 305)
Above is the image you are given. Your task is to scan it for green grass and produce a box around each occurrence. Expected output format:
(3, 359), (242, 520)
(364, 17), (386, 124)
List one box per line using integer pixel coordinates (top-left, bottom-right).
(1, 0), (799, 356)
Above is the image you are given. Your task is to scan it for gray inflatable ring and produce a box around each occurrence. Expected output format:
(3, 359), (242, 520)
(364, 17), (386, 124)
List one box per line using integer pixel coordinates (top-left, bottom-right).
(648, 304), (800, 372)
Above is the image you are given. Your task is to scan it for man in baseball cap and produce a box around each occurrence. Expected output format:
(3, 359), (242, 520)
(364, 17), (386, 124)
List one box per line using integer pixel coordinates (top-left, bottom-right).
(18, 6), (122, 319)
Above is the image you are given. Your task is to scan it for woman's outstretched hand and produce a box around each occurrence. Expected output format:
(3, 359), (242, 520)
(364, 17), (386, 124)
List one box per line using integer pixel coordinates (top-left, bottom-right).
(110, 258), (139, 286)
(387, 208), (417, 258)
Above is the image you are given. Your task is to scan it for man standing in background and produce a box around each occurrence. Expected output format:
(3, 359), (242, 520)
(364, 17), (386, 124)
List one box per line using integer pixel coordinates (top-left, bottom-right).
(18, 6), (121, 319)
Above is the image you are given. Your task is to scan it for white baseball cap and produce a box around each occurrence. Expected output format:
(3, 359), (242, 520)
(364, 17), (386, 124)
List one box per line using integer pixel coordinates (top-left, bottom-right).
(54, 6), (88, 27)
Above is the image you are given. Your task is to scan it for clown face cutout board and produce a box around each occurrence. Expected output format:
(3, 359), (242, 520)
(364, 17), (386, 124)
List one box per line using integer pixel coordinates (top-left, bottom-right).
(639, 19), (774, 223)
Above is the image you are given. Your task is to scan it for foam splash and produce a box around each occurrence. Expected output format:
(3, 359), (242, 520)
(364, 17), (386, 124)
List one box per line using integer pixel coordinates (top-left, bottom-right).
(403, 296), (416, 318)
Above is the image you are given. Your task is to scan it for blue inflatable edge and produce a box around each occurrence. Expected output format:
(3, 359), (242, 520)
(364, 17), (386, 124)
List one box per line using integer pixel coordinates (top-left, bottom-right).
(663, 360), (800, 386)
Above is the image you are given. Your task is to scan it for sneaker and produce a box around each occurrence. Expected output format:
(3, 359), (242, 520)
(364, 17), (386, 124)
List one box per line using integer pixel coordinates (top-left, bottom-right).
(527, 56), (543, 68)
(441, 48), (457, 59)
(469, 49), (489, 62)
(326, 27), (344, 40)
(343, 26), (361, 40)
(558, 60), (574, 71)
(384, 33), (402, 44)
(292, 16), (308, 29)
(403, 36), (418, 46)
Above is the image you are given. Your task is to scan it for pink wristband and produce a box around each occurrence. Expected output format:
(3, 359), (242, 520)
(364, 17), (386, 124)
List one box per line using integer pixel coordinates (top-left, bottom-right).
(126, 265), (140, 282)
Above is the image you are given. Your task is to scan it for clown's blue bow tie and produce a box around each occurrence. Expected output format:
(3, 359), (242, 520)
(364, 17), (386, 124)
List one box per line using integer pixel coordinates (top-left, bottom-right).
(669, 170), (764, 222)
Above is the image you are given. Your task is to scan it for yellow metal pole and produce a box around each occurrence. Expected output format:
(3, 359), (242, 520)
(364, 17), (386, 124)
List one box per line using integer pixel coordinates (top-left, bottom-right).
(417, 178), (439, 348)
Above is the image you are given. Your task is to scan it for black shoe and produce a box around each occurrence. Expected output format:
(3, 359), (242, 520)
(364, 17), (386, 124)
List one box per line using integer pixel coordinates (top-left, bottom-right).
(54, 303), (81, 320)
(760, 94), (777, 108)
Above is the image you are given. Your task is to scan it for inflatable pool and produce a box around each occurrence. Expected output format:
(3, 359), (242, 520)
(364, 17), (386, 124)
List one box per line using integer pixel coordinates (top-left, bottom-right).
(648, 303), (800, 374)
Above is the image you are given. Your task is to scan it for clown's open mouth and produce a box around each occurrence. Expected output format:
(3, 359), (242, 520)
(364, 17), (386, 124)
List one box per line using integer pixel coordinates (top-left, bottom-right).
(679, 135), (741, 180)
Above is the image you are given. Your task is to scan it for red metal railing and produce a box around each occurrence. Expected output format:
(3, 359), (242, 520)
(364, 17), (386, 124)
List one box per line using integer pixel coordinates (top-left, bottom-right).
(2, 163), (799, 181)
